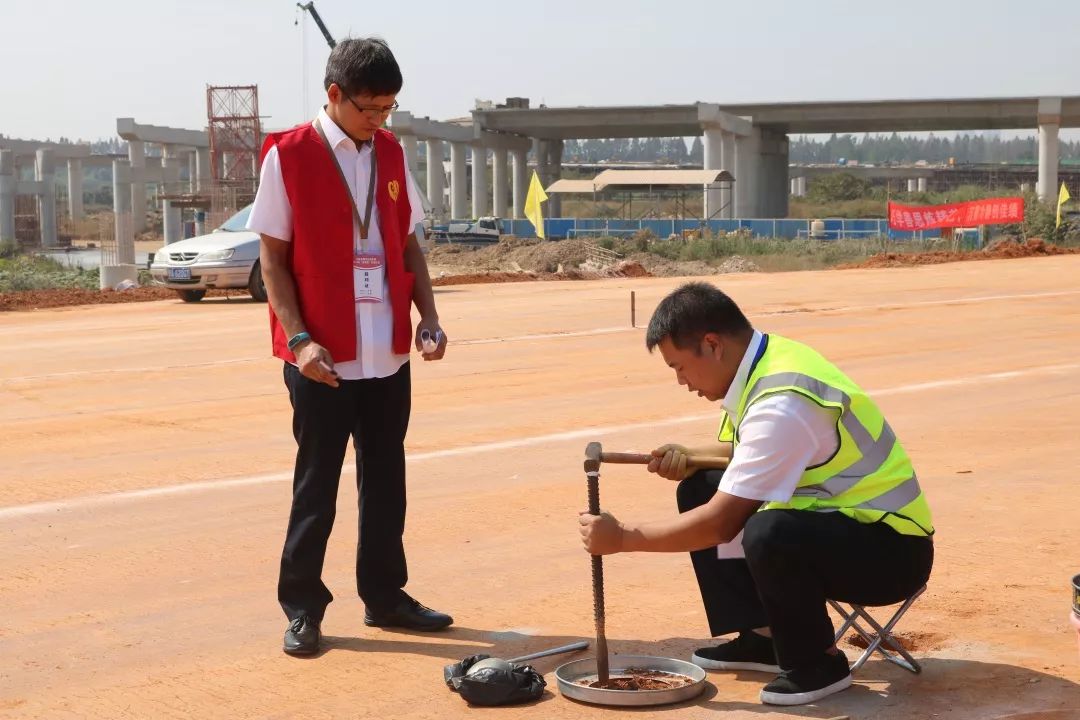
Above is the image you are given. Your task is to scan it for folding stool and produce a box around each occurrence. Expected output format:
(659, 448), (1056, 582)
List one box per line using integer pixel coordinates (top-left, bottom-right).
(827, 584), (927, 673)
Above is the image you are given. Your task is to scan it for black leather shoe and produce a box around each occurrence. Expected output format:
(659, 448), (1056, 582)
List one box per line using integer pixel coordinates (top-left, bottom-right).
(364, 594), (453, 631)
(283, 614), (321, 656)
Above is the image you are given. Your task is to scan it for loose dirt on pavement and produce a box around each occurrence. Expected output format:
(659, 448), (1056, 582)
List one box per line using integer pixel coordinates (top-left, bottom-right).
(2, 256), (1079, 719)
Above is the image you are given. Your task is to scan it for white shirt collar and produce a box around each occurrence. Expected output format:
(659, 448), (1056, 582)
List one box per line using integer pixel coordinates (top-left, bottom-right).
(722, 329), (764, 416)
(314, 107), (371, 152)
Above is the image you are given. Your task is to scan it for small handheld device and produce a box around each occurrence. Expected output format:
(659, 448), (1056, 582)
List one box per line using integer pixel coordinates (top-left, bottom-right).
(420, 328), (442, 354)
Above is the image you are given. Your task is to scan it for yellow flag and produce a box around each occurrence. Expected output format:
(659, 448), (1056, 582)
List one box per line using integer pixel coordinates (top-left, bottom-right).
(1057, 182), (1071, 228)
(524, 171), (549, 239)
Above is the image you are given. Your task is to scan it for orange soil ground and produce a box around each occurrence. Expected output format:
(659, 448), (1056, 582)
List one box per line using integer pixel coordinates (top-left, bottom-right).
(2, 256), (1079, 719)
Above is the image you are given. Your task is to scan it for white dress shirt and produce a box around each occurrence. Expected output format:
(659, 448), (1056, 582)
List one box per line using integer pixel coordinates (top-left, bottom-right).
(715, 330), (841, 558)
(247, 107), (425, 380)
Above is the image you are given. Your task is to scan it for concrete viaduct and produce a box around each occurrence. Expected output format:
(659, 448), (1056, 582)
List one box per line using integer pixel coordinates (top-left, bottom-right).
(6, 96), (1077, 248)
(392, 96), (1080, 220)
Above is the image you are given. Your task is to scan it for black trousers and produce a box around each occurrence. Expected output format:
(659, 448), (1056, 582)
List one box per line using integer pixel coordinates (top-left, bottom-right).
(278, 361), (411, 622)
(677, 470), (934, 670)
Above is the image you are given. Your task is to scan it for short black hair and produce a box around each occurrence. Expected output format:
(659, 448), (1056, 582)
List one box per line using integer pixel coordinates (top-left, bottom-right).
(645, 282), (752, 352)
(324, 37), (403, 97)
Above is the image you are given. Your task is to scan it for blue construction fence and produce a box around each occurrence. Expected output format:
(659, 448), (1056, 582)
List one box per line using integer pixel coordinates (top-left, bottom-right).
(437, 218), (940, 242)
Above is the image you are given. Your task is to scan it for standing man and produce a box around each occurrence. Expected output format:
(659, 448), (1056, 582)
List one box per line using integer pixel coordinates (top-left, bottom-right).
(579, 282), (933, 706)
(247, 37), (452, 657)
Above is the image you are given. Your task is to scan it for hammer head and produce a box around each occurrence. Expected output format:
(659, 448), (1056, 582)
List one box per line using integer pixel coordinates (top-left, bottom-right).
(584, 442), (602, 473)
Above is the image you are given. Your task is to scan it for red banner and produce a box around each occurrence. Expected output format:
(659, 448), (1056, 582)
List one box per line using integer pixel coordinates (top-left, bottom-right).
(888, 197), (1025, 231)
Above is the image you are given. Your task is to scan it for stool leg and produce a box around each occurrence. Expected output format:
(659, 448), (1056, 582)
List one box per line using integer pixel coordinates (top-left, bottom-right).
(832, 601), (877, 671)
(828, 599), (857, 644)
(846, 609), (879, 672)
(853, 600), (923, 674)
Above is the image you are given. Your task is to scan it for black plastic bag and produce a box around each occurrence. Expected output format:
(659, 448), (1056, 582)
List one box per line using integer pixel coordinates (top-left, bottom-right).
(443, 654), (546, 706)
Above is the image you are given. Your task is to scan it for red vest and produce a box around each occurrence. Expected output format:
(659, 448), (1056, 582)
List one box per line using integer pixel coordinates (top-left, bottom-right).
(260, 123), (415, 362)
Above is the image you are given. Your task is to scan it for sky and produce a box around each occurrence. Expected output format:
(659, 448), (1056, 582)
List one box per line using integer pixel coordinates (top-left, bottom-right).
(1, 0), (1079, 143)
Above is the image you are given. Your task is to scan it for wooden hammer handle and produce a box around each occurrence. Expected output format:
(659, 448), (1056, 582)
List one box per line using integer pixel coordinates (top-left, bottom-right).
(600, 452), (730, 469)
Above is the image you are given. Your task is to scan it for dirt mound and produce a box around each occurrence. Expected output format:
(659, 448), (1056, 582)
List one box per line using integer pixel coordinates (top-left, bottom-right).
(841, 238), (1080, 269)
(432, 272), (543, 286)
(430, 260), (654, 287)
(628, 252), (759, 277)
(715, 255), (761, 273)
(608, 260), (651, 278)
(427, 237), (597, 274)
(427, 238), (763, 281)
(0, 287), (235, 312)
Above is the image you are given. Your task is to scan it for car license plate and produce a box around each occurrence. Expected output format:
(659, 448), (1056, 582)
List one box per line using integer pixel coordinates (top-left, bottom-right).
(168, 267), (192, 280)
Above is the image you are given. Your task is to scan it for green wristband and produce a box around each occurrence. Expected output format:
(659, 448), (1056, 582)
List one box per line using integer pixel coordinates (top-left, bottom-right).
(287, 331), (311, 351)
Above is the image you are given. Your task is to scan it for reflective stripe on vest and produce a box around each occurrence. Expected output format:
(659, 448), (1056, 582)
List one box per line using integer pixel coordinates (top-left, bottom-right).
(721, 335), (933, 537)
(744, 372), (919, 509)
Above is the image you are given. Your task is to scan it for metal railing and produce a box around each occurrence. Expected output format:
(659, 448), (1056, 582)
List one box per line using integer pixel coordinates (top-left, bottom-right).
(476, 217), (941, 241)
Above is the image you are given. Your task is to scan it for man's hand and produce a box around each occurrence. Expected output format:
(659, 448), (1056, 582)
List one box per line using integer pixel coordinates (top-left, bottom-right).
(414, 317), (447, 361)
(579, 511), (624, 555)
(295, 341), (339, 387)
(648, 444), (693, 481)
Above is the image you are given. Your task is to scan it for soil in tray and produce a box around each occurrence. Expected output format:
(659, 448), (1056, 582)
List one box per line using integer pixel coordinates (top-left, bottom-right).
(578, 669), (693, 691)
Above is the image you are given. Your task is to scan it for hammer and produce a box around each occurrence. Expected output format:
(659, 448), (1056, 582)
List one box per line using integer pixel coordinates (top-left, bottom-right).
(593, 445), (731, 470)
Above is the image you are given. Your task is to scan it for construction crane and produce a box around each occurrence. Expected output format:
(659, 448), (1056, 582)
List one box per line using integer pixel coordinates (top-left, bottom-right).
(296, 2), (336, 49)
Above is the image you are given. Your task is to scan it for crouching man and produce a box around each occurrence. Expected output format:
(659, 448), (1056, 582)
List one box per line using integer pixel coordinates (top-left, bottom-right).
(579, 282), (933, 706)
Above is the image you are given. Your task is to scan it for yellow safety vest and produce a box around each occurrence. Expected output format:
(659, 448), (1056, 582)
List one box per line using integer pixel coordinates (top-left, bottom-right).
(718, 334), (933, 537)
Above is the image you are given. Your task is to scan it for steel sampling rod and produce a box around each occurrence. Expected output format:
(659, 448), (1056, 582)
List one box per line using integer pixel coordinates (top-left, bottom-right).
(583, 442), (610, 685)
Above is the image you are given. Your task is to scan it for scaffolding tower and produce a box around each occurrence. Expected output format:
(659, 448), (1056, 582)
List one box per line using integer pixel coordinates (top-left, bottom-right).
(206, 85), (262, 201)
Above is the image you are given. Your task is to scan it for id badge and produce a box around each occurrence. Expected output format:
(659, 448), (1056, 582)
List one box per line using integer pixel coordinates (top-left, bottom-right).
(353, 254), (385, 304)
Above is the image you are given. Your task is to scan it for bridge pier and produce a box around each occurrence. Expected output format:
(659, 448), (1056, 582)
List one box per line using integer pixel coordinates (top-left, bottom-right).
(1038, 97), (1061, 202)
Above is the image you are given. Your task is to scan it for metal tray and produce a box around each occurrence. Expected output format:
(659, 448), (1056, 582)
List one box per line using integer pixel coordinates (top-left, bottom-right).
(555, 655), (708, 707)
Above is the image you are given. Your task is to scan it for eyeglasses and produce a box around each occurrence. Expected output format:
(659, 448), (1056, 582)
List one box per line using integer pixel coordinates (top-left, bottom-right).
(346, 96), (399, 118)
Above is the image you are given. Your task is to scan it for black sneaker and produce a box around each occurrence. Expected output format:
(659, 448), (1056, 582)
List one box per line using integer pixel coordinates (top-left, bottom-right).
(759, 650), (852, 706)
(691, 631), (780, 673)
(283, 614), (321, 656)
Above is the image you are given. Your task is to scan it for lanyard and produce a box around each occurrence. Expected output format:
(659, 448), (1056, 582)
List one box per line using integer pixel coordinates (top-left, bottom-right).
(727, 333), (769, 443)
(314, 117), (377, 255)
(748, 333), (769, 376)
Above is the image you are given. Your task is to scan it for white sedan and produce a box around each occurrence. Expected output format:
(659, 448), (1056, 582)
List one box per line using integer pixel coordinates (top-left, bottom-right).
(150, 205), (434, 303)
(149, 205), (266, 303)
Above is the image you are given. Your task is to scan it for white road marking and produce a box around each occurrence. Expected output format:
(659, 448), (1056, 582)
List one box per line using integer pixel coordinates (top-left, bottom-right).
(5, 289), (1077, 384)
(801, 289), (1080, 315)
(2, 362), (1076, 521)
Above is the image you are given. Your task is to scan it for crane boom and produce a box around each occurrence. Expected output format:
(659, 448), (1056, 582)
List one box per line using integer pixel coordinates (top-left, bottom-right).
(296, 2), (336, 49)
